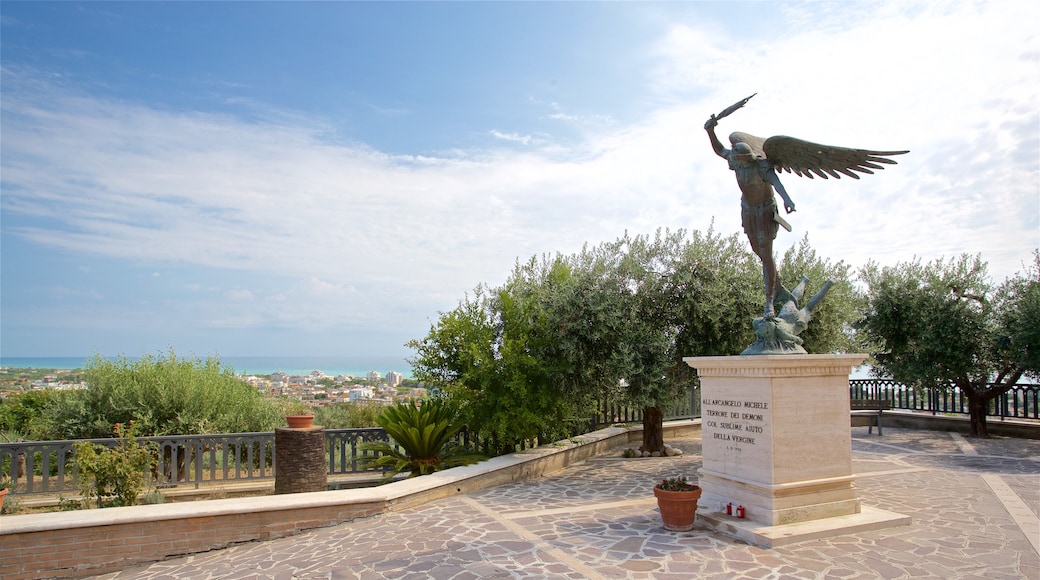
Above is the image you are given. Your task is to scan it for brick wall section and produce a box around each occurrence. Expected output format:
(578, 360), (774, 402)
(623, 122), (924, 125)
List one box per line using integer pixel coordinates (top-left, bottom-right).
(0, 502), (385, 579)
(275, 426), (328, 494)
(0, 422), (700, 579)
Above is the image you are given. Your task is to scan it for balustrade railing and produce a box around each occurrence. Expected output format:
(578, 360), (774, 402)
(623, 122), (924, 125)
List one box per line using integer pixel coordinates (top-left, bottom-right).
(593, 386), (701, 427)
(5, 380), (1033, 499)
(325, 428), (390, 476)
(153, 432), (276, 488)
(849, 379), (1039, 420)
(0, 428), (394, 496)
(0, 386), (702, 498)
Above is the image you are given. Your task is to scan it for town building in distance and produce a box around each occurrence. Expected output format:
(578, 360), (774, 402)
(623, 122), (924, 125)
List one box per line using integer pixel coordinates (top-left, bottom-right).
(240, 369), (423, 407)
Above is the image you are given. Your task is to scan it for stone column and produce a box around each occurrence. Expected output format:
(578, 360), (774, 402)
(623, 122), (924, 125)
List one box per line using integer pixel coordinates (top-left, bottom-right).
(274, 426), (327, 494)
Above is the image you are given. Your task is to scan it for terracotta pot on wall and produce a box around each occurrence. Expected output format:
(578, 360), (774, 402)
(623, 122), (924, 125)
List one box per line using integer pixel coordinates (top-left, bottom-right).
(284, 415), (315, 429)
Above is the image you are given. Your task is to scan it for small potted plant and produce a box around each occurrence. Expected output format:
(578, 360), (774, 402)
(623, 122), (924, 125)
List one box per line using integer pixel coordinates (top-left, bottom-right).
(283, 401), (315, 429)
(653, 475), (702, 531)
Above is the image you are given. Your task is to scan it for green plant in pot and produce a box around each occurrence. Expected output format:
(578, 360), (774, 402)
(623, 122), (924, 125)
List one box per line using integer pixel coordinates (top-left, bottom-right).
(283, 400), (315, 428)
(653, 475), (702, 531)
(360, 398), (486, 482)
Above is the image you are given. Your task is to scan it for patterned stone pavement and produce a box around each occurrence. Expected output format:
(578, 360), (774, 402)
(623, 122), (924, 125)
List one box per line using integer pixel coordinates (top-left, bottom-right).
(92, 428), (1039, 580)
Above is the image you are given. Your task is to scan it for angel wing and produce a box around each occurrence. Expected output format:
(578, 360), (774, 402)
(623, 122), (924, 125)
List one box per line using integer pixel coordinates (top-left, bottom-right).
(729, 131), (908, 180)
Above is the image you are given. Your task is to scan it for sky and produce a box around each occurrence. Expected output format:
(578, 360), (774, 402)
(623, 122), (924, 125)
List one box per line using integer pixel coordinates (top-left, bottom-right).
(1, 1), (1037, 360)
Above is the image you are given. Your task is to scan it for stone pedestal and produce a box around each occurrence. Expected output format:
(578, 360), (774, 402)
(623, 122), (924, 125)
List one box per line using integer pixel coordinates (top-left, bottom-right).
(684, 354), (910, 547)
(275, 426), (327, 494)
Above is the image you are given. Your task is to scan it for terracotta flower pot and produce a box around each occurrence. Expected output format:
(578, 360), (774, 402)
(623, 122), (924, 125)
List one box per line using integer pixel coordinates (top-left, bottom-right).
(284, 415), (315, 429)
(653, 484), (702, 531)
(0, 487), (9, 512)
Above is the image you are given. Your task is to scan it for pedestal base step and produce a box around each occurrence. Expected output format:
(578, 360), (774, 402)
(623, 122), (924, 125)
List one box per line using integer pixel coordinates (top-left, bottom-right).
(697, 505), (911, 548)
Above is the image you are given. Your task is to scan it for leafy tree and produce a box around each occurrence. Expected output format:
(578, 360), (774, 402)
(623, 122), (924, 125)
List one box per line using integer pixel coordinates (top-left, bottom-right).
(359, 398), (486, 481)
(858, 252), (1040, 437)
(0, 389), (60, 439)
(665, 228), (762, 361)
(409, 286), (496, 389)
(993, 253), (1040, 377)
(777, 235), (866, 354)
(410, 228), (861, 454)
(36, 350), (284, 439)
(644, 228), (761, 451)
(314, 401), (384, 429)
(410, 269), (584, 453)
(73, 421), (156, 508)
(570, 229), (858, 453)
(515, 243), (639, 434)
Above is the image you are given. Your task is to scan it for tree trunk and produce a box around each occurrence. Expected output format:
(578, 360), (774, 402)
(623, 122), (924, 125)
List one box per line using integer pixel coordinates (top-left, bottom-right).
(967, 394), (990, 438)
(642, 405), (665, 454)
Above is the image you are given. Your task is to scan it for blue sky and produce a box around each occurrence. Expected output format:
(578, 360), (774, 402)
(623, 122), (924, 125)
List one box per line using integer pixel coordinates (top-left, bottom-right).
(2, 1), (1037, 359)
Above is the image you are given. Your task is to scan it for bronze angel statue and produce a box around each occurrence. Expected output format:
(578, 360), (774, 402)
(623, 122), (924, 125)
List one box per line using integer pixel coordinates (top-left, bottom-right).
(704, 94), (908, 326)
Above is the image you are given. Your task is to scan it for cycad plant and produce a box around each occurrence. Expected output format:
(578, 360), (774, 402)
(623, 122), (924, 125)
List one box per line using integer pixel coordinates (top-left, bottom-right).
(360, 398), (486, 482)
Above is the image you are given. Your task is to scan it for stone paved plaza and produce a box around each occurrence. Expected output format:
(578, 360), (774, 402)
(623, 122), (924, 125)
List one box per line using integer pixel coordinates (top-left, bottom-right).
(91, 427), (1039, 579)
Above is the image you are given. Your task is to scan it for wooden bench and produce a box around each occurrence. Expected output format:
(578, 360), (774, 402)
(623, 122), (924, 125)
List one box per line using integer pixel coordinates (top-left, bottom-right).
(850, 399), (892, 435)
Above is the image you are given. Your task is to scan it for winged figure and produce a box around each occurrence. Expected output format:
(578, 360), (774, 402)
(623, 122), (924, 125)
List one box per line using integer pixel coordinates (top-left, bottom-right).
(704, 94), (908, 320)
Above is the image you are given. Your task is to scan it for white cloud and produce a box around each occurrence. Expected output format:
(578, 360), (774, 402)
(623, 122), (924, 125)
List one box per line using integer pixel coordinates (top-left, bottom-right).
(1, 1), (1037, 356)
(489, 130), (535, 145)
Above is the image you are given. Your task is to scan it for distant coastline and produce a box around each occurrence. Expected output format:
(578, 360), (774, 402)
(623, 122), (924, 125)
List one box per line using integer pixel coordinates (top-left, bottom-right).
(0, 356), (414, 379)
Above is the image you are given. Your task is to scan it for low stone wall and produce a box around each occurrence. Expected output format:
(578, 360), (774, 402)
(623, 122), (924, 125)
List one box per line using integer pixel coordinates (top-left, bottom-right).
(879, 411), (1040, 439)
(0, 421), (699, 579)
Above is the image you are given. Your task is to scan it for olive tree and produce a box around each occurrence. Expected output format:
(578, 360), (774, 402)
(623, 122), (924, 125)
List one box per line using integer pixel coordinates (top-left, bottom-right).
(36, 350), (283, 439)
(858, 252), (1039, 437)
(580, 231), (676, 454)
(409, 228), (862, 454)
(639, 228), (759, 452)
(776, 235), (866, 354)
(409, 274), (582, 454)
(409, 239), (654, 453)
(617, 229), (862, 453)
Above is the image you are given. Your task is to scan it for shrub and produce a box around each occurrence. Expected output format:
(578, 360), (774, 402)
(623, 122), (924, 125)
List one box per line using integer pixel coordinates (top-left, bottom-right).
(73, 421), (156, 508)
(360, 398), (485, 481)
(39, 351), (284, 439)
(314, 401), (384, 428)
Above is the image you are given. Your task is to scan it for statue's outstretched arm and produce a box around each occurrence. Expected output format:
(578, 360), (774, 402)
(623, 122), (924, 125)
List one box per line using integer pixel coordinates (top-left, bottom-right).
(704, 115), (728, 159)
(763, 165), (796, 214)
(804, 280), (835, 313)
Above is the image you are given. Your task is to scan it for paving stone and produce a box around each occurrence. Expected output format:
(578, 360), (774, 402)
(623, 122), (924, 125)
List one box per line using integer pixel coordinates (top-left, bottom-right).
(87, 428), (1040, 579)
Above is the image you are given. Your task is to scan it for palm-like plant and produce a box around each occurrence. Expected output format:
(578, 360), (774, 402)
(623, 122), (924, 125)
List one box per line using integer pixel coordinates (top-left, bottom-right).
(360, 398), (486, 482)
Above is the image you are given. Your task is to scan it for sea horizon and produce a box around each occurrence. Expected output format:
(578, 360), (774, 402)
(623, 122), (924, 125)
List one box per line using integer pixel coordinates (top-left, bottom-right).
(2, 355), (874, 381)
(0, 355), (414, 379)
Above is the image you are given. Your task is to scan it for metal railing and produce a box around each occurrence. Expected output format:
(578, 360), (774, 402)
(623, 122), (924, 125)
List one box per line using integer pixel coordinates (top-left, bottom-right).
(0, 428), (394, 496)
(325, 428), (389, 476)
(850, 379), (1040, 420)
(592, 385), (701, 427)
(1, 387), (703, 498)
(154, 432), (275, 488)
